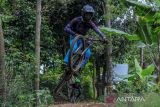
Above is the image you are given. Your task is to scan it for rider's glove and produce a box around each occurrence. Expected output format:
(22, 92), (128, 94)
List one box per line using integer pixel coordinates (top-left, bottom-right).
(74, 33), (79, 37)
(87, 40), (92, 45)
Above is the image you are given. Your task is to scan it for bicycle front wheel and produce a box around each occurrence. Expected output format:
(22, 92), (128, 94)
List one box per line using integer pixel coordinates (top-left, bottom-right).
(69, 35), (85, 72)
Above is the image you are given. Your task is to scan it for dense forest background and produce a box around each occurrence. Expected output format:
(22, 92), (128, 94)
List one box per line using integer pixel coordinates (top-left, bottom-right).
(0, 0), (160, 107)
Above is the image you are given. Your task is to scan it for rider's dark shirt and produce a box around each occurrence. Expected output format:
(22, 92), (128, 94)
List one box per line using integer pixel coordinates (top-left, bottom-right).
(64, 16), (104, 38)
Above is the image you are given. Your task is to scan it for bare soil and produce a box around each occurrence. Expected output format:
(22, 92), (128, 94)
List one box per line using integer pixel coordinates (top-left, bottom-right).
(49, 102), (115, 107)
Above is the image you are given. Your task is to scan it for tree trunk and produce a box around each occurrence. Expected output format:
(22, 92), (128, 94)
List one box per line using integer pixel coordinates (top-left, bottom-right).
(102, 55), (106, 95)
(103, 0), (113, 94)
(35, 0), (41, 106)
(92, 60), (96, 99)
(105, 45), (112, 94)
(157, 34), (160, 84)
(95, 53), (101, 98)
(0, 15), (6, 107)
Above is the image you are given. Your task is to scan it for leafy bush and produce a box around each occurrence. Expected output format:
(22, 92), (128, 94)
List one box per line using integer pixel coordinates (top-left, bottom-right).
(36, 89), (53, 107)
(114, 58), (159, 93)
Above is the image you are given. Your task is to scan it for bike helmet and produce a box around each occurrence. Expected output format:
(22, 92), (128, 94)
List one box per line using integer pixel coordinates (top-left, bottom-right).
(82, 4), (95, 21)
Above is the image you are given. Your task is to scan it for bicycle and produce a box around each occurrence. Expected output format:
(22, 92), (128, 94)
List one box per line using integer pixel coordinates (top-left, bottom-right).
(54, 34), (107, 94)
(69, 34), (107, 72)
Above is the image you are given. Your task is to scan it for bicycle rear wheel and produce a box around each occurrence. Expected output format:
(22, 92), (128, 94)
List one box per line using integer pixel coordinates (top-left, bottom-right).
(54, 70), (72, 94)
(69, 35), (85, 72)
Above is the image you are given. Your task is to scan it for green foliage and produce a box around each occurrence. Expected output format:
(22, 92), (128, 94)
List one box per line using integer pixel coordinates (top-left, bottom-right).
(100, 27), (140, 41)
(134, 58), (143, 78)
(154, 12), (160, 35)
(114, 57), (158, 94)
(0, 0), (11, 14)
(124, 0), (160, 43)
(126, 0), (153, 10)
(40, 67), (62, 91)
(1, 0), (160, 105)
(1, 0), (56, 106)
(16, 93), (35, 107)
(141, 64), (155, 77)
(115, 93), (160, 107)
(134, 58), (154, 78)
(5, 74), (34, 107)
(36, 89), (53, 107)
(82, 75), (94, 99)
(154, 0), (160, 7)
(128, 59), (157, 93)
(81, 62), (94, 99)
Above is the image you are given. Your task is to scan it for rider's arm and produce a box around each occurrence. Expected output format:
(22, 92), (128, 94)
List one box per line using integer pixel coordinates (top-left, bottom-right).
(90, 21), (105, 38)
(64, 17), (79, 36)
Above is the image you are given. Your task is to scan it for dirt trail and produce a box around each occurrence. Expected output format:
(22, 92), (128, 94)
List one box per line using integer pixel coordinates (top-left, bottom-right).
(49, 102), (114, 107)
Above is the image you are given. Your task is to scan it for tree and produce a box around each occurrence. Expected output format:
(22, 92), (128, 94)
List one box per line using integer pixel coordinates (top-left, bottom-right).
(35, 0), (41, 106)
(103, 0), (112, 94)
(124, 0), (160, 84)
(0, 15), (6, 107)
(95, 52), (102, 98)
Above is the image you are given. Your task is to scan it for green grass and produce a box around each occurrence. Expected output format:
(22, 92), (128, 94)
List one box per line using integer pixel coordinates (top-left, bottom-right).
(115, 93), (160, 107)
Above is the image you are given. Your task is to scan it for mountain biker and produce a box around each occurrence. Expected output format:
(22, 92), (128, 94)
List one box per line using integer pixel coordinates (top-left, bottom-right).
(63, 4), (106, 69)
(70, 78), (82, 102)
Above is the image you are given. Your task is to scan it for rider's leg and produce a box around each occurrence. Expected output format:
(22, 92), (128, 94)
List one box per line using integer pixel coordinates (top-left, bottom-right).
(81, 48), (91, 68)
(70, 88), (74, 98)
(64, 35), (78, 64)
(76, 88), (82, 101)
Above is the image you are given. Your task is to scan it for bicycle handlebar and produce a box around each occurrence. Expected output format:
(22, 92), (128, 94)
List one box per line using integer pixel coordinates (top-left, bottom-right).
(86, 37), (109, 44)
(76, 34), (109, 44)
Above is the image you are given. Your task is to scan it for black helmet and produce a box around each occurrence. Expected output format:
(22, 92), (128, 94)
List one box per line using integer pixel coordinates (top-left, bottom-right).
(82, 4), (95, 13)
(82, 5), (95, 21)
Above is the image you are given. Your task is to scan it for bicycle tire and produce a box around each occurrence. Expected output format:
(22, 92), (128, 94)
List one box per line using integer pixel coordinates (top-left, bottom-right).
(54, 71), (72, 94)
(70, 89), (76, 103)
(70, 95), (76, 103)
(69, 35), (85, 72)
